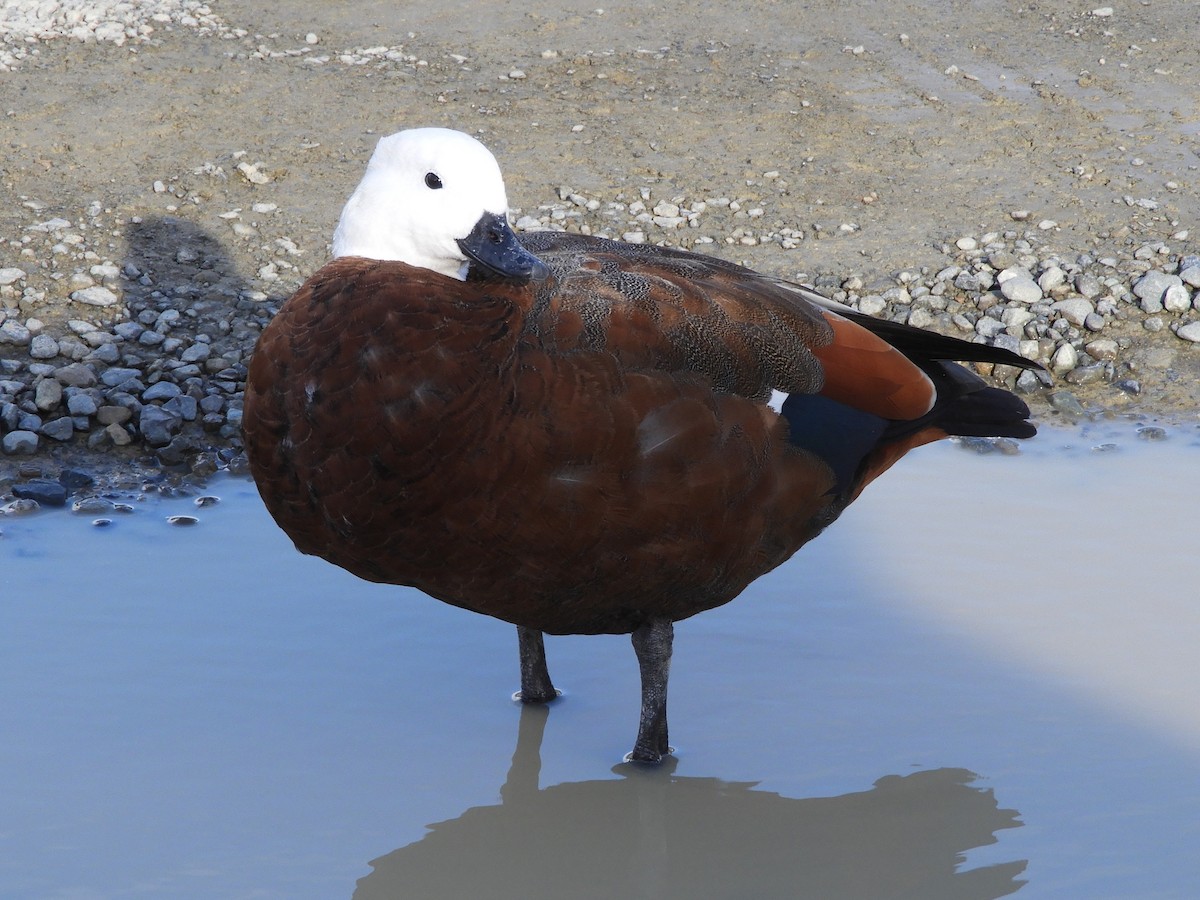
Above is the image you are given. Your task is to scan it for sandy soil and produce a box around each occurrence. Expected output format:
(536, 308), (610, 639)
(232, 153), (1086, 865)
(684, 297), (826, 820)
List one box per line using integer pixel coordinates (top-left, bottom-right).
(6, 0), (1196, 256)
(1, 0), (1198, 477)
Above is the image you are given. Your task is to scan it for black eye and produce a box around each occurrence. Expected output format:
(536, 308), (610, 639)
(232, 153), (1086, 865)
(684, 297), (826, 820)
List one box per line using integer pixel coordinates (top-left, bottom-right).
(424, 172), (443, 190)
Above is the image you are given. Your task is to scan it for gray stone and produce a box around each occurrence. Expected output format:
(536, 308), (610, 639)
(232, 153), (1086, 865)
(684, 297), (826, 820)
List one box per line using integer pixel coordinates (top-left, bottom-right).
(1075, 273), (1103, 298)
(113, 322), (144, 340)
(1, 430), (38, 455)
(1015, 369), (1044, 393)
(1136, 425), (1168, 441)
(1050, 342), (1078, 374)
(1133, 271), (1183, 312)
(1048, 390), (1086, 418)
(1000, 276), (1043, 304)
(199, 394), (225, 414)
(29, 335), (59, 359)
(1177, 321), (1200, 343)
(0, 402), (20, 430)
(993, 333), (1022, 355)
(858, 295), (886, 315)
(1085, 338), (1119, 360)
(100, 367), (142, 387)
(180, 342), (212, 363)
(1065, 363), (1106, 385)
(1038, 266), (1067, 292)
(111, 376), (145, 394)
(13, 479), (67, 506)
(0, 320), (31, 345)
(907, 307), (935, 329)
(40, 416), (76, 441)
(975, 317), (1006, 339)
(34, 378), (63, 411)
(953, 272), (981, 292)
(155, 309), (181, 332)
(67, 393), (99, 416)
(138, 405), (183, 446)
(1180, 266), (1200, 288)
(1163, 283), (1191, 313)
(96, 405), (132, 425)
(1051, 297), (1094, 326)
(87, 342), (122, 364)
(157, 434), (201, 465)
(163, 394), (198, 421)
(143, 381), (183, 401)
(54, 362), (97, 387)
(106, 422), (132, 446)
(71, 286), (119, 307)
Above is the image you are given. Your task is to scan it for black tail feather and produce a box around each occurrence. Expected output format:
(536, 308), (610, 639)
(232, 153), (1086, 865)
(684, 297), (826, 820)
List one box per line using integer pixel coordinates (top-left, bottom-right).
(883, 360), (1036, 443)
(836, 306), (1045, 374)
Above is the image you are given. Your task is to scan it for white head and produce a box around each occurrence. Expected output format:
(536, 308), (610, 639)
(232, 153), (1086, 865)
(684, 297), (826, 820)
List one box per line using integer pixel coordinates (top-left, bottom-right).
(332, 128), (522, 280)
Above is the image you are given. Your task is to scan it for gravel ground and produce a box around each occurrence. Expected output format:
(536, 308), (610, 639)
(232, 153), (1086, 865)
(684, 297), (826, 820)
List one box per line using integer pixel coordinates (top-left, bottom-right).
(1, 0), (1197, 505)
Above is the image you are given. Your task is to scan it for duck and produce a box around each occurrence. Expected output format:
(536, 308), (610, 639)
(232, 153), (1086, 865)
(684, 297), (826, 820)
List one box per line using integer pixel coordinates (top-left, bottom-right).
(243, 127), (1040, 763)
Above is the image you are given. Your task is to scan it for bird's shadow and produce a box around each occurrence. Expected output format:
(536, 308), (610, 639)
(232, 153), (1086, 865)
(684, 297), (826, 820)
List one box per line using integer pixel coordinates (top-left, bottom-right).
(121, 213), (267, 332)
(353, 703), (1027, 899)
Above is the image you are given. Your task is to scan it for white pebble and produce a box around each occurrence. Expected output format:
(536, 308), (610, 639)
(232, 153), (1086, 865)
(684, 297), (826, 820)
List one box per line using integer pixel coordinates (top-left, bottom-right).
(305, 33), (319, 44)
(1038, 266), (1066, 292)
(1163, 283), (1191, 313)
(236, 161), (271, 185)
(1177, 322), (1200, 343)
(956, 237), (978, 251)
(70, 286), (119, 307)
(1052, 297), (1094, 326)
(1000, 276), (1044, 304)
(1050, 342), (1078, 374)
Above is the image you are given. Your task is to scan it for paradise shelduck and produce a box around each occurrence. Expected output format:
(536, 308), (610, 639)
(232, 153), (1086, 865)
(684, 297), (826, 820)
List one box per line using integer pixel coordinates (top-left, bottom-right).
(244, 127), (1041, 763)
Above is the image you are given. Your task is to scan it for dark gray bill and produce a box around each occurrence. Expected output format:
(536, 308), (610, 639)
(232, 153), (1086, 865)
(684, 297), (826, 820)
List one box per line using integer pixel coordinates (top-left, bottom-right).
(457, 212), (550, 283)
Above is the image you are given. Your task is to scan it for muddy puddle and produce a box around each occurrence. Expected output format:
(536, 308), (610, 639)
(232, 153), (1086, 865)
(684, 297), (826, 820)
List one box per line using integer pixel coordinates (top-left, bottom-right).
(2, 420), (1198, 899)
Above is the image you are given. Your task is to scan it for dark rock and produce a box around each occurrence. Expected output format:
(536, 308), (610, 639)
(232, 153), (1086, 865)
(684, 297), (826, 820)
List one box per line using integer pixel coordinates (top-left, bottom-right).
(143, 381), (183, 402)
(40, 416), (76, 441)
(164, 394), (198, 421)
(58, 468), (95, 493)
(53, 363), (97, 387)
(14, 478), (67, 506)
(139, 405), (183, 446)
(1, 430), (39, 455)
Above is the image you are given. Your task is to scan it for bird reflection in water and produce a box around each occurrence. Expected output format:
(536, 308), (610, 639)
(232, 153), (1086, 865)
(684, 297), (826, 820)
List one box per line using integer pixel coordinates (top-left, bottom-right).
(353, 704), (1027, 899)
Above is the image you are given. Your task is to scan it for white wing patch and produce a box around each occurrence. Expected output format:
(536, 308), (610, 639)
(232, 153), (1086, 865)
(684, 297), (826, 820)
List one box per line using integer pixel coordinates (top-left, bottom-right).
(767, 389), (789, 414)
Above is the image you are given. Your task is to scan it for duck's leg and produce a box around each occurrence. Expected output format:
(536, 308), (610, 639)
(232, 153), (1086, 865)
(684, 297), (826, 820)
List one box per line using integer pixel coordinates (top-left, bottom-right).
(516, 625), (558, 703)
(628, 618), (674, 763)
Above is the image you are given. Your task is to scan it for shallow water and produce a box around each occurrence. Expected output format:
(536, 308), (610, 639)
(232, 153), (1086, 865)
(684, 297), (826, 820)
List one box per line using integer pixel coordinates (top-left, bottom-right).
(2, 420), (1198, 899)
